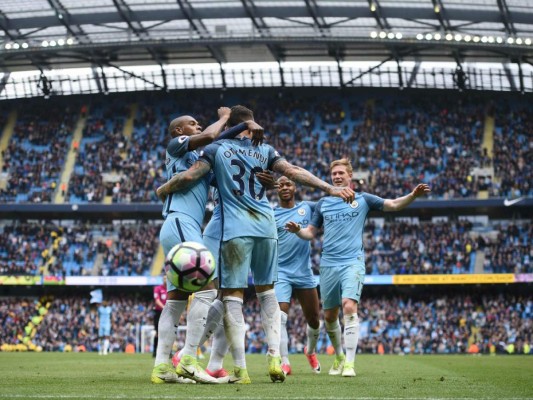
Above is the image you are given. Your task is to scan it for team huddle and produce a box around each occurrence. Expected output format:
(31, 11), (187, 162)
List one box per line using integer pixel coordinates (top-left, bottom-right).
(151, 105), (431, 384)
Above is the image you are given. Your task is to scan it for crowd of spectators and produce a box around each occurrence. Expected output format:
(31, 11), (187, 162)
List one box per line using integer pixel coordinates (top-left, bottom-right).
(1, 90), (530, 204)
(2, 293), (530, 355)
(67, 103), (128, 202)
(355, 294), (532, 355)
(305, 218), (530, 275)
(0, 223), (57, 276)
(492, 106), (532, 198)
(0, 221), (162, 277)
(112, 105), (167, 203)
(1, 218), (529, 277)
(0, 103), (76, 203)
(100, 222), (160, 276)
(483, 222), (531, 274)
(0, 297), (46, 348)
(363, 219), (477, 275)
(266, 94), (492, 200)
(254, 293), (531, 356)
(35, 295), (152, 352)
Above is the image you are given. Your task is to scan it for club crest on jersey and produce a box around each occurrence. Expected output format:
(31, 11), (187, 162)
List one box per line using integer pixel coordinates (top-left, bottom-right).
(178, 136), (188, 143)
(350, 200), (359, 209)
(297, 208), (306, 216)
(165, 157), (171, 165)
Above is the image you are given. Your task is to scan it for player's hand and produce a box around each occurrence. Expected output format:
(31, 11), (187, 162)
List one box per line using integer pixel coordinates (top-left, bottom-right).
(246, 120), (264, 146)
(256, 171), (278, 190)
(328, 186), (355, 203)
(156, 185), (168, 203)
(285, 221), (301, 233)
(218, 107), (231, 119)
(412, 183), (431, 198)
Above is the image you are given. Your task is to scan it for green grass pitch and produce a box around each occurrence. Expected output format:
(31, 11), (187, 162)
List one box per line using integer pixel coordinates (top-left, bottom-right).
(0, 353), (531, 399)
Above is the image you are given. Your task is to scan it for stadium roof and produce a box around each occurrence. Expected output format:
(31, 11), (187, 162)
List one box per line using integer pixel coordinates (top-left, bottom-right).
(1, 0), (533, 72)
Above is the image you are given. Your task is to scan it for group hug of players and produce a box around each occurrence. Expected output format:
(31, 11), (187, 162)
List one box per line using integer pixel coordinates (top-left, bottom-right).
(150, 105), (430, 384)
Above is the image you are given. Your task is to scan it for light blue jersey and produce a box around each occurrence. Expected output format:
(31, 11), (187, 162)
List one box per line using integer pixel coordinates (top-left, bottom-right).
(98, 305), (112, 326)
(310, 193), (384, 267)
(274, 201), (316, 281)
(203, 187), (221, 240)
(200, 137), (283, 241)
(203, 188), (222, 280)
(162, 135), (209, 225)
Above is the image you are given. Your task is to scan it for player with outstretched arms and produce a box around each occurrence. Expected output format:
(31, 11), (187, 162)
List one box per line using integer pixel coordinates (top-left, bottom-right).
(286, 158), (431, 377)
(155, 105), (354, 384)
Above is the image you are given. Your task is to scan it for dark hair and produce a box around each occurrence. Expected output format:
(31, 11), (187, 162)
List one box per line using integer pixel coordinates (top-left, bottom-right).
(228, 105), (253, 127)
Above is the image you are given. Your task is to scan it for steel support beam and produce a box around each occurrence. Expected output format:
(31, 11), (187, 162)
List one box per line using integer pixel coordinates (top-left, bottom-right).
(344, 56), (393, 86)
(176, 0), (225, 63)
(502, 63), (517, 91)
(367, 0), (390, 30)
(407, 60), (421, 88)
(304, 0), (328, 37)
(240, 0), (284, 62)
(47, 0), (90, 43)
(0, 72), (10, 96)
(0, 11), (49, 71)
(431, 0), (452, 32)
(497, 0), (516, 35)
(92, 66), (103, 93)
(517, 59), (524, 93)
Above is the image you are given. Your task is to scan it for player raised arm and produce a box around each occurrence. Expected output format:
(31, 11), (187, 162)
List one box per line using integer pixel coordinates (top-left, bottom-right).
(156, 161), (211, 202)
(285, 221), (318, 241)
(271, 159), (354, 203)
(166, 108), (232, 153)
(185, 107), (231, 150)
(382, 183), (431, 211)
(239, 120), (264, 146)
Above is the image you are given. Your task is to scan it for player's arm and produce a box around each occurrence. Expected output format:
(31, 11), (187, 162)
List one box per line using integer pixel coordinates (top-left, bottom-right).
(189, 110), (264, 150)
(255, 171), (278, 190)
(187, 107), (231, 150)
(218, 120), (264, 146)
(383, 184), (431, 211)
(285, 222), (318, 241)
(272, 159), (354, 203)
(156, 161), (211, 201)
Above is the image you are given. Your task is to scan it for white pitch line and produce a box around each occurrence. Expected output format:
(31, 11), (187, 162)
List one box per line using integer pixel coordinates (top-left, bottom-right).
(0, 396), (529, 400)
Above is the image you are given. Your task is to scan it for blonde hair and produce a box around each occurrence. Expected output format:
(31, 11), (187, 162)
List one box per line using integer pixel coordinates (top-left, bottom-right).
(329, 158), (353, 175)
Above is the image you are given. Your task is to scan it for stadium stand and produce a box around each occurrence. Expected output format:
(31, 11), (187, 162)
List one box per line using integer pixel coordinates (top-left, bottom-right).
(1, 218), (529, 277)
(100, 223), (160, 276)
(1, 292), (530, 355)
(0, 221), (162, 277)
(492, 106), (532, 198)
(0, 90), (530, 204)
(0, 102), (77, 203)
(67, 102), (129, 203)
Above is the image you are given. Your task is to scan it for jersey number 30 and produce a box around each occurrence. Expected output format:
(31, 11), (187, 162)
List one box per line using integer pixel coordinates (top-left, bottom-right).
(231, 159), (266, 199)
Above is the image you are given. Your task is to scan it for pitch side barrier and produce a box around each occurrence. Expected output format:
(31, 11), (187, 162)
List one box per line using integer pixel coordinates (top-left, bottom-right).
(0, 197), (531, 220)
